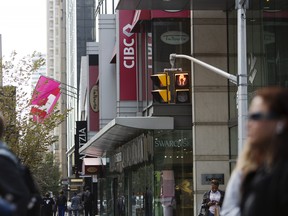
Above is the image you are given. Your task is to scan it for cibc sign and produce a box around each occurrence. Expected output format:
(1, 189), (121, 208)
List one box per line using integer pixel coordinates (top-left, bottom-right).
(119, 10), (137, 100)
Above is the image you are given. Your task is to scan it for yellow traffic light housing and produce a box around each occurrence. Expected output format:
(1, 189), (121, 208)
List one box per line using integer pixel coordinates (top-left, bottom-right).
(151, 73), (171, 103)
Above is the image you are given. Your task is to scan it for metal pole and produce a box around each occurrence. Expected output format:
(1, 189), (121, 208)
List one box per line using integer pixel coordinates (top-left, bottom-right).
(170, 49), (247, 154)
(170, 54), (237, 84)
(236, 0), (248, 153)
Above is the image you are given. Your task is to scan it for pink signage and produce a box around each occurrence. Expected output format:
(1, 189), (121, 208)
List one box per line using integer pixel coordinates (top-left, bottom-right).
(30, 76), (61, 122)
(89, 65), (99, 131)
(119, 10), (137, 100)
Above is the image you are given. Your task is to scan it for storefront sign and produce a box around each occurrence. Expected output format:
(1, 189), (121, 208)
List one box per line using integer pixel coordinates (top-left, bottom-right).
(154, 139), (190, 148)
(76, 121), (87, 148)
(90, 85), (99, 112)
(161, 31), (189, 45)
(89, 64), (99, 131)
(119, 10), (137, 100)
(201, 174), (224, 185)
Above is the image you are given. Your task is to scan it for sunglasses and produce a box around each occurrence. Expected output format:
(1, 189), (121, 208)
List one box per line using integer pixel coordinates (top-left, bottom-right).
(248, 112), (280, 121)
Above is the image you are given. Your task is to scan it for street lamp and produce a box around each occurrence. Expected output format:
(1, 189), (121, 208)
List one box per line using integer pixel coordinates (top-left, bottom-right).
(169, 53), (247, 154)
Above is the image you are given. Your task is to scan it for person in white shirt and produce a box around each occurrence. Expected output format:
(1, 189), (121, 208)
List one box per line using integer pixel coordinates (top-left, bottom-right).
(200, 179), (225, 216)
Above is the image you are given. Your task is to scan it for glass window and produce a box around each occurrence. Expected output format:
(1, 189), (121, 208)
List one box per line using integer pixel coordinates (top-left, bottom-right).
(228, 7), (288, 167)
(152, 19), (191, 73)
(153, 130), (193, 216)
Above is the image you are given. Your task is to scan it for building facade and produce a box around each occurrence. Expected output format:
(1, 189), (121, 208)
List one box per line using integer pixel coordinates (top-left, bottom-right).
(46, 0), (68, 180)
(73, 0), (288, 216)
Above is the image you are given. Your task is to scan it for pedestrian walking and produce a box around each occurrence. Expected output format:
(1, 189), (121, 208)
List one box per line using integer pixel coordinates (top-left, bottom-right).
(82, 187), (93, 216)
(71, 192), (82, 216)
(221, 87), (288, 216)
(41, 192), (55, 216)
(56, 190), (67, 216)
(239, 87), (288, 215)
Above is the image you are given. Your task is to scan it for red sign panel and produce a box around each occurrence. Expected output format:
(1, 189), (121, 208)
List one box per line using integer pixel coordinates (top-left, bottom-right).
(119, 10), (137, 100)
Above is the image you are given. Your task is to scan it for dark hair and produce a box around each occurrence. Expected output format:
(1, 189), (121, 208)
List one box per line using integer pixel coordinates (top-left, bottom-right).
(256, 87), (288, 118)
(211, 179), (219, 186)
(256, 87), (288, 165)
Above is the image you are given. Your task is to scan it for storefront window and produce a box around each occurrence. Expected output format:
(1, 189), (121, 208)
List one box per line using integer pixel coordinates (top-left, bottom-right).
(153, 130), (193, 216)
(152, 19), (191, 73)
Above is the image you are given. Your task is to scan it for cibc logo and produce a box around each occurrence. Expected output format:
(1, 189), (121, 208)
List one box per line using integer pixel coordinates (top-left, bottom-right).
(122, 24), (135, 69)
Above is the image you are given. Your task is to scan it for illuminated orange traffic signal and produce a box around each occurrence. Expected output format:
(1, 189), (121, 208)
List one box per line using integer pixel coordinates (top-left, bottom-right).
(174, 72), (190, 103)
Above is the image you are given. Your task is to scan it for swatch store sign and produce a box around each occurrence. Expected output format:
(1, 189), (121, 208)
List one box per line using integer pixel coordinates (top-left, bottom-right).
(119, 10), (137, 101)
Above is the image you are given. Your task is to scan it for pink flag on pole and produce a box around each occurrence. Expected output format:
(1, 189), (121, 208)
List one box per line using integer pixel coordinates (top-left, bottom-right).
(30, 76), (61, 122)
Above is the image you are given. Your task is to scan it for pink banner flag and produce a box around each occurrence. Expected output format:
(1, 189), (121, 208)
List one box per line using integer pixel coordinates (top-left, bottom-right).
(30, 76), (61, 122)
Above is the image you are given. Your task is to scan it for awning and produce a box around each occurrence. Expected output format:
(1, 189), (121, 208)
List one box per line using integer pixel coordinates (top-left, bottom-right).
(130, 10), (151, 32)
(82, 158), (103, 175)
(116, 0), (288, 10)
(117, 0), (235, 10)
(79, 116), (174, 157)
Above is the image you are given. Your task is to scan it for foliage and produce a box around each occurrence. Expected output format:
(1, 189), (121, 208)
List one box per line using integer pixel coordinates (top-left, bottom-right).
(34, 152), (61, 196)
(0, 51), (69, 187)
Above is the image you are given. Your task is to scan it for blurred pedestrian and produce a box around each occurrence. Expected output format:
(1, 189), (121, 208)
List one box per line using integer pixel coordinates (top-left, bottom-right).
(0, 113), (31, 215)
(52, 195), (57, 216)
(82, 187), (93, 216)
(56, 190), (67, 216)
(239, 87), (288, 215)
(71, 192), (81, 216)
(201, 179), (225, 216)
(221, 87), (284, 216)
(41, 192), (55, 216)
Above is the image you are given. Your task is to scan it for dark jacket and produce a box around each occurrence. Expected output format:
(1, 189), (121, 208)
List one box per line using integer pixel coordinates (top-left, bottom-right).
(0, 142), (30, 216)
(41, 197), (55, 216)
(241, 162), (288, 216)
(201, 189), (225, 216)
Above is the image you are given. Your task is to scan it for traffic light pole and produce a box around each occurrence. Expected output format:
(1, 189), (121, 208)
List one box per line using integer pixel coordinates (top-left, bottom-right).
(169, 2), (248, 155)
(170, 17), (248, 153)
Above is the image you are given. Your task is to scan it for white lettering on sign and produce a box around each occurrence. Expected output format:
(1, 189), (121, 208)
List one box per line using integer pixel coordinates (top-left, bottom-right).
(155, 139), (190, 148)
(122, 24), (135, 69)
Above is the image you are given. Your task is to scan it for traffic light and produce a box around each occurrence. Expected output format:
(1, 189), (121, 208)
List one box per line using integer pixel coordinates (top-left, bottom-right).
(174, 72), (190, 103)
(151, 73), (171, 103)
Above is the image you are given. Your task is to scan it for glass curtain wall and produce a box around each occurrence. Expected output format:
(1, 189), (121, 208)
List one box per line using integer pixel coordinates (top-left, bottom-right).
(228, 5), (288, 169)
